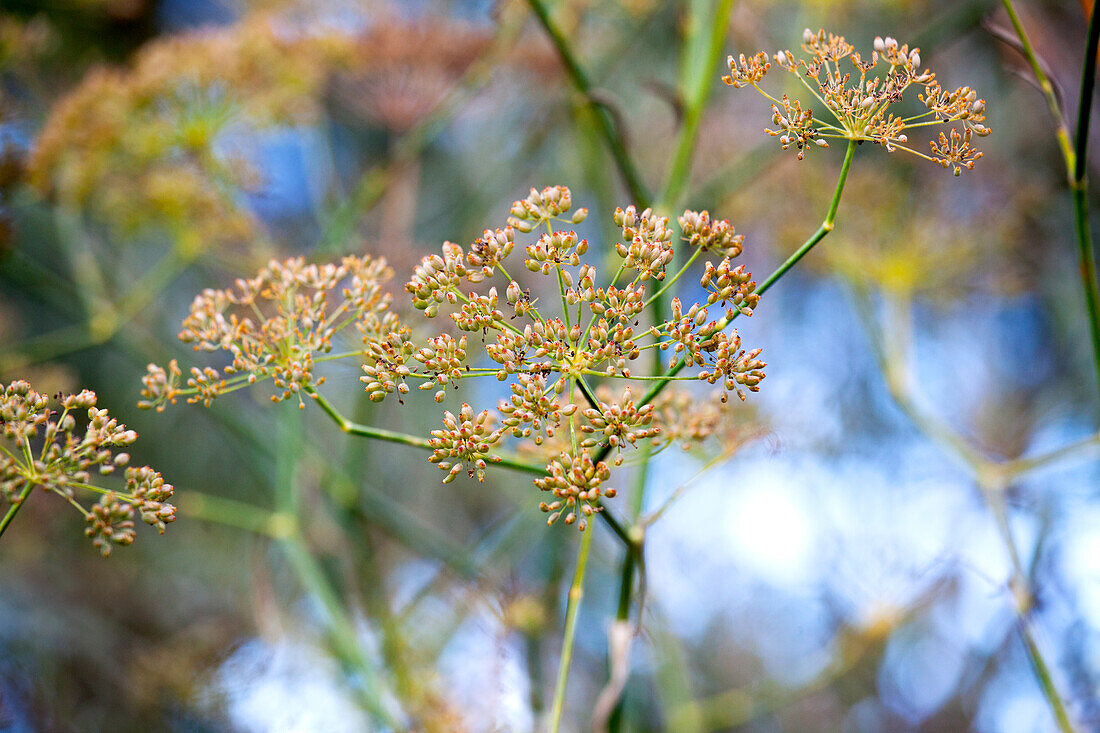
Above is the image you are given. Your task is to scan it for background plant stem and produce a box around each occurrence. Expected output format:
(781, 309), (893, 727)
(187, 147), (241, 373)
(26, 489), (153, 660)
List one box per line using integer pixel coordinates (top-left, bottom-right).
(1073, 2), (1100, 402)
(999, 0), (1100, 402)
(526, 0), (651, 207)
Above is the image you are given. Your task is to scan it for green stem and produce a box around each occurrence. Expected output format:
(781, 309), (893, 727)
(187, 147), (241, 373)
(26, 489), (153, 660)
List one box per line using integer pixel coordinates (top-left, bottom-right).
(1000, 0), (1100, 401)
(179, 491), (289, 538)
(306, 386), (544, 477)
(1073, 4), (1100, 403)
(615, 542), (637, 622)
(526, 0), (651, 206)
(548, 521), (595, 733)
(757, 138), (855, 293)
(620, 138), (857, 449)
(1019, 620), (1077, 733)
(0, 483), (34, 539)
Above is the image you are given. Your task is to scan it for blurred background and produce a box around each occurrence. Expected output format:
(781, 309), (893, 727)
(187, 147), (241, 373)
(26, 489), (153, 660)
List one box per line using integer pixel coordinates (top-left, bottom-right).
(0, 0), (1099, 730)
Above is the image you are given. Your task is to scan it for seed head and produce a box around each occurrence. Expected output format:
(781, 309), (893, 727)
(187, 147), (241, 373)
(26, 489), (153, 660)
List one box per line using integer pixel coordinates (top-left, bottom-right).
(2, 381), (174, 556)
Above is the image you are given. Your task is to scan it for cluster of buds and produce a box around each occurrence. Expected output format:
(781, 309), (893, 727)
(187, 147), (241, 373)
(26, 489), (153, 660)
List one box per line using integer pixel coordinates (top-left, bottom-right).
(580, 388), (659, 459)
(614, 206), (674, 281)
(1, 380), (175, 557)
(768, 96), (827, 159)
(679, 210), (745, 258)
(650, 389), (757, 452)
(428, 403), (503, 483)
(155, 185), (767, 531)
(507, 185), (588, 232)
(499, 374), (576, 446)
(723, 28), (988, 173)
(535, 449), (615, 531)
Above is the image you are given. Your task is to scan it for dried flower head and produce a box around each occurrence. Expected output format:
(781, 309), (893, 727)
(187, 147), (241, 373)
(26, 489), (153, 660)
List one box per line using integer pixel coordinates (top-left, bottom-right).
(580, 388), (660, 460)
(651, 388), (760, 453)
(535, 449), (615, 532)
(29, 9), (359, 244)
(1, 380), (174, 556)
(428, 403), (503, 483)
(142, 255), (396, 409)
(723, 28), (989, 172)
(156, 186), (767, 531)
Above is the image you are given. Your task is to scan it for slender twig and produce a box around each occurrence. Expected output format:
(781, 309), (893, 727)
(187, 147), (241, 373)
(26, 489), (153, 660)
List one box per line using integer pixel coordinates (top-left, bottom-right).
(306, 386), (545, 477)
(1019, 619), (1078, 733)
(526, 0), (652, 206)
(548, 520), (595, 733)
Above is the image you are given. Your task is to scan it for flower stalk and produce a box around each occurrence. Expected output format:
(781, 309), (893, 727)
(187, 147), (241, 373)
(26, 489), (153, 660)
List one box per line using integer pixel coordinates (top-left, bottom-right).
(548, 517), (596, 733)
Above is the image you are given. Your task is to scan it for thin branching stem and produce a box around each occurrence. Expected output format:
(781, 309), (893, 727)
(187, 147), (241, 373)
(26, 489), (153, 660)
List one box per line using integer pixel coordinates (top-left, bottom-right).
(856, 290), (1080, 733)
(306, 386), (546, 477)
(998, 0), (1076, 179)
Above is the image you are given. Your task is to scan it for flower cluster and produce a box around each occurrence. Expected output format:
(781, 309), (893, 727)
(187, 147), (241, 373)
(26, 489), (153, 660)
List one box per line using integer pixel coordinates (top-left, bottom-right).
(28, 9), (359, 246)
(724, 28), (989, 173)
(27, 6), (559, 246)
(141, 256), (398, 410)
(1, 380), (175, 556)
(535, 450), (615, 532)
(428, 403), (503, 484)
(153, 185), (767, 530)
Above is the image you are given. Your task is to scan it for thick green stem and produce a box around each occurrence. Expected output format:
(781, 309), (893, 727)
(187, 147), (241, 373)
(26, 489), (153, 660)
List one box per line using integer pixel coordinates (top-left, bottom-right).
(548, 521), (595, 733)
(1073, 4), (1100, 402)
(1000, 0), (1100, 402)
(615, 543), (637, 622)
(0, 483), (34, 540)
(526, 0), (651, 207)
(658, 0), (737, 211)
